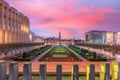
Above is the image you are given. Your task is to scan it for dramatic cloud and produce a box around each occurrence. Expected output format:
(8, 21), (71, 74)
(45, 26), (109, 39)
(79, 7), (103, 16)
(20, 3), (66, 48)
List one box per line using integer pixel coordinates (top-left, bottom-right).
(5, 0), (120, 39)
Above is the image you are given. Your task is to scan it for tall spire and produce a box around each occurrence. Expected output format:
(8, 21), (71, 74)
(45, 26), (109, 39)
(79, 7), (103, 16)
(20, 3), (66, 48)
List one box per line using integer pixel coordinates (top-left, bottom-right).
(59, 31), (61, 45)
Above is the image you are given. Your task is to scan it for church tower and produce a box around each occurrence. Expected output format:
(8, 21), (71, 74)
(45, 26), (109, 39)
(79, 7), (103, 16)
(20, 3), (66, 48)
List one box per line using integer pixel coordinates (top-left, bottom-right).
(59, 31), (61, 45)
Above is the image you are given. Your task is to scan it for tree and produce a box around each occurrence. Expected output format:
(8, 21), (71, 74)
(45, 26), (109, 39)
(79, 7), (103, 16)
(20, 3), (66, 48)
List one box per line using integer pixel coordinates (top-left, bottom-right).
(23, 53), (27, 58)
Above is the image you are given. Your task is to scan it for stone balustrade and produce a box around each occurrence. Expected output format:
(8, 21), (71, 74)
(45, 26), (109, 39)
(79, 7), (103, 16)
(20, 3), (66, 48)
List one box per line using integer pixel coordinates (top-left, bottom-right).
(0, 43), (45, 60)
(0, 61), (120, 80)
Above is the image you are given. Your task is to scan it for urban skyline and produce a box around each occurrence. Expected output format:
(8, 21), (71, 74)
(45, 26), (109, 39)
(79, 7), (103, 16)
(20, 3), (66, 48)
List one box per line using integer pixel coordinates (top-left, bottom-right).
(4, 0), (120, 39)
(0, 1), (120, 79)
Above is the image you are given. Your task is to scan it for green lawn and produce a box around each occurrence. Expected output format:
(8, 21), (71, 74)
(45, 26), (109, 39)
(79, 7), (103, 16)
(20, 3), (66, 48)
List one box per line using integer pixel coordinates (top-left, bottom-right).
(39, 45), (81, 61)
(49, 46), (72, 56)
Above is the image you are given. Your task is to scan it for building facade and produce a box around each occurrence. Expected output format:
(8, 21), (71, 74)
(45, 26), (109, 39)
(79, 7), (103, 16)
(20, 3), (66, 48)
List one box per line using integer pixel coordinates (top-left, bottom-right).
(29, 31), (35, 42)
(34, 36), (44, 43)
(0, 0), (30, 44)
(115, 32), (120, 45)
(85, 30), (120, 45)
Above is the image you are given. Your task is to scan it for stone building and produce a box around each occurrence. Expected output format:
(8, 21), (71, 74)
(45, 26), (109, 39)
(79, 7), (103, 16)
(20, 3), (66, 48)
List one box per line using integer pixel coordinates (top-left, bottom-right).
(85, 30), (120, 45)
(85, 30), (116, 45)
(0, 0), (30, 44)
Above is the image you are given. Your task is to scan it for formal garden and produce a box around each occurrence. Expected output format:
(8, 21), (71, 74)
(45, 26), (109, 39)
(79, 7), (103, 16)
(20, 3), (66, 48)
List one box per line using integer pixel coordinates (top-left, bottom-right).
(39, 45), (81, 61)
(68, 45), (107, 61)
(13, 45), (51, 61)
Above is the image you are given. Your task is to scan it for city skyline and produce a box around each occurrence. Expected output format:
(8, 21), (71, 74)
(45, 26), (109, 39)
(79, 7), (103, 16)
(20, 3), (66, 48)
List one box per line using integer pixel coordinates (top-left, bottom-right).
(5, 0), (120, 39)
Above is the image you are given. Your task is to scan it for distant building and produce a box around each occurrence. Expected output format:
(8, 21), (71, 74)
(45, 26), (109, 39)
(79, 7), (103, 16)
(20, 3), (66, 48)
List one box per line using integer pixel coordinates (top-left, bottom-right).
(85, 30), (119, 45)
(44, 37), (57, 45)
(0, 0), (30, 44)
(115, 32), (120, 45)
(34, 36), (44, 43)
(29, 31), (35, 42)
(44, 36), (83, 46)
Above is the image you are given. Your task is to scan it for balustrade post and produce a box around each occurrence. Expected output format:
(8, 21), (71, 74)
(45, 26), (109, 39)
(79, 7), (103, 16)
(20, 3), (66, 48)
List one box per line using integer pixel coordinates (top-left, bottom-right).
(118, 62), (120, 80)
(0, 61), (6, 80)
(9, 62), (18, 80)
(86, 64), (95, 80)
(71, 64), (79, 80)
(23, 62), (32, 80)
(105, 63), (110, 80)
(56, 64), (62, 80)
(39, 64), (46, 80)
(112, 62), (120, 80)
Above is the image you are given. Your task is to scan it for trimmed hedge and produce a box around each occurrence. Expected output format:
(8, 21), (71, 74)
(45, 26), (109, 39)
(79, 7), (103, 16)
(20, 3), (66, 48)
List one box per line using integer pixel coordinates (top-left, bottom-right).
(68, 45), (107, 61)
(14, 45), (51, 61)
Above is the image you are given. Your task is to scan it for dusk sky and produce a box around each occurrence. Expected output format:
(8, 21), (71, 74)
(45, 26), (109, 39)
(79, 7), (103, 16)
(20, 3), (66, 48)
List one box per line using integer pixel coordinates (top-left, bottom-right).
(5, 0), (120, 39)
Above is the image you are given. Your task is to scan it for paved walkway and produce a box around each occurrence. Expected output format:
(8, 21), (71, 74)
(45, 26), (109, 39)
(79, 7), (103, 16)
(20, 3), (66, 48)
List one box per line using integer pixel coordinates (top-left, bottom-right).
(66, 46), (88, 62)
(31, 46), (54, 62)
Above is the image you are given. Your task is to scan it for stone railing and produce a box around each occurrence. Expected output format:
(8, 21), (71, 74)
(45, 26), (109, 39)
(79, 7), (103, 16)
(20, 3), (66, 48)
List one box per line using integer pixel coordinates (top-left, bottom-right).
(76, 42), (120, 54)
(0, 61), (120, 80)
(0, 43), (45, 59)
(76, 43), (120, 60)
(0, 43), (44, 53)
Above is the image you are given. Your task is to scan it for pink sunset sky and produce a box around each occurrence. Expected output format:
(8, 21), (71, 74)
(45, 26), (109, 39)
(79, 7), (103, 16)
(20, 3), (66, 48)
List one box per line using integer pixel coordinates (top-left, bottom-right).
(5, 0), (120, 39)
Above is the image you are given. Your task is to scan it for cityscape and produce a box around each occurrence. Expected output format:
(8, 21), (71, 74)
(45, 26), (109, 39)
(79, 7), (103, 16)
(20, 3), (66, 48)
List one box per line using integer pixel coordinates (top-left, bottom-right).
(0, 0), (120, 80)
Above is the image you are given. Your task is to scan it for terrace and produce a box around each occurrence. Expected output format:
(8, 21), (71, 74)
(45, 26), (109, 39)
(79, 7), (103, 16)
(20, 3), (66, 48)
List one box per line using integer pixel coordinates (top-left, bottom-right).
(39, 45), (81, 62)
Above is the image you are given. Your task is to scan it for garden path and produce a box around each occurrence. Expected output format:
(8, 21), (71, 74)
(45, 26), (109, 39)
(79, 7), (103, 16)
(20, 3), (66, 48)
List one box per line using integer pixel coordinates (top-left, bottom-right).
(31, 46), (54, 62)
(66, 46), (88, 62)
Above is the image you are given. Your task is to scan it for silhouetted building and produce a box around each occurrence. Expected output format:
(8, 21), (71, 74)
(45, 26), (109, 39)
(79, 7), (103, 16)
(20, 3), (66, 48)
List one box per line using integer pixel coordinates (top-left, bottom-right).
(59, 31), (61, 45)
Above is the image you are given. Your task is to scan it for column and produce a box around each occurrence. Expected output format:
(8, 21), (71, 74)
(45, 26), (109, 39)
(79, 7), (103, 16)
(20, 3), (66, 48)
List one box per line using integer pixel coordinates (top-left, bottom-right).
(9, 62), (18, 80)
(105, 64), (110, 80)
(112, 62), (120, 80)
(5, 7), (9, 44)
(0, 61), (6, 80)
(20, 15), (22, 43)
(71, 64), (79, 80)
(0, 2), (4, 44)
(23, 62), (32, 80)
(11, 10), (13, 43)
(14, 12), (17, 43)
(56, 64), (62, 80)
(100, 63), (110, 80)
(21, 15), (23, 43)
(9, 9), (12, 43)
(118, 62), (120, 80)
(28, 19), (30, 42)
(86, 64), (95, 80)
(13, 11), (15, 43)
(16, 13), (19, 43)
(17, 14), (20, 43)
(4, 30), (7, 44)
(9, 31), (12, 43)
(39, 64), (46, 80)
(7, 7), (10, 43)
